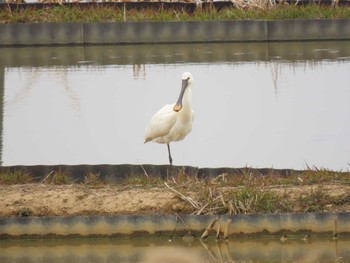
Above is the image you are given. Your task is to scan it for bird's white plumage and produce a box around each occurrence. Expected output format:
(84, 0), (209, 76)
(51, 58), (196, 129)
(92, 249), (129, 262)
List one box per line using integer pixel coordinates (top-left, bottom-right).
(145, 104), (194, 144)
(144, 72), (194, 164)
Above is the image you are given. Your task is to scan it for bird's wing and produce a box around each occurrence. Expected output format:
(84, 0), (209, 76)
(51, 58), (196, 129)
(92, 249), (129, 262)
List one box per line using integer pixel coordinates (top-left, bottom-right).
(144, 104), (177, 143)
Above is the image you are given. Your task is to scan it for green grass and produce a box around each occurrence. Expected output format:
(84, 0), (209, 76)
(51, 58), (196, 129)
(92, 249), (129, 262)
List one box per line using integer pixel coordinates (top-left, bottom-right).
(0, 170), (33, 184)
(297, 185), (330, 212)
(1, 4), (350, 24)
(17, 207), (33, 217)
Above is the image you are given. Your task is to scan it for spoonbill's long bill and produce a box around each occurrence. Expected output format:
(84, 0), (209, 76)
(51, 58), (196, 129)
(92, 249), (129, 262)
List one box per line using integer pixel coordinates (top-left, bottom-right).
(144, 72), (194, 165)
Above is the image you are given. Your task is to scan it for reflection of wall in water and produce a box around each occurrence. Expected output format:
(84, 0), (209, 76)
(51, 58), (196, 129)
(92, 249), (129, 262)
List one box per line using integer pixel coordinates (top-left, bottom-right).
(0, 239), (349, 263)
(133, 64), (146, 80)
(2, 42), (350, 68)
(0, 68), (3, 165)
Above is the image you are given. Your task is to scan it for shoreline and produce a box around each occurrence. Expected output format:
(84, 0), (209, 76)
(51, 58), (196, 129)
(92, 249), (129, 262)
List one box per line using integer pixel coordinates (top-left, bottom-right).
(1, 212), (350, 238)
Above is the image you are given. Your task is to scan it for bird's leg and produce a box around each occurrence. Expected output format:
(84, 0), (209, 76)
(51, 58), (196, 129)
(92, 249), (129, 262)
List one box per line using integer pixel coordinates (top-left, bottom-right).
(167, 143), (173, 165)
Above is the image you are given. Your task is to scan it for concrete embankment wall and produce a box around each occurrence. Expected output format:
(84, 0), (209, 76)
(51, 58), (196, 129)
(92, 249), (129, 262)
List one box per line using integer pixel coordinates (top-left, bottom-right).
(1, 19), (350, 46)
(0, 164), (301, 183)
(1, 213), (349, 238)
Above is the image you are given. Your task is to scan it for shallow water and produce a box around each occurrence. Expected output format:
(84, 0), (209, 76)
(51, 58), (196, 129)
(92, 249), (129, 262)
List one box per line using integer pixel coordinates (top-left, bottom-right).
(1, 42), (350, 170)
(1, 237), (350, 263)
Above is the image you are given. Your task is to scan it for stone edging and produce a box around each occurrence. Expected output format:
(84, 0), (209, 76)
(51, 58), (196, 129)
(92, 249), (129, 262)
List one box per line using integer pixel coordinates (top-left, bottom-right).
(0, 212), (348, 238)
(0, 19), (350, 46)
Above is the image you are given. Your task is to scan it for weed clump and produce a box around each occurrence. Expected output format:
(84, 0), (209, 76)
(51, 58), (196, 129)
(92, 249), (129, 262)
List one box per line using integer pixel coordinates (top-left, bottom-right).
(84, 172), (103, 186)
(41, 169), (72, 185)
(17, 207), (33, 217)
(0, 170), (33, 185)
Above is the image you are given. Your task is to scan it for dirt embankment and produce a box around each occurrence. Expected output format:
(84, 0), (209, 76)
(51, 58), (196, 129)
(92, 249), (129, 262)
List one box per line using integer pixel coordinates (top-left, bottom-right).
(0, 184), (186, 217)
(1, 183), (349, 217)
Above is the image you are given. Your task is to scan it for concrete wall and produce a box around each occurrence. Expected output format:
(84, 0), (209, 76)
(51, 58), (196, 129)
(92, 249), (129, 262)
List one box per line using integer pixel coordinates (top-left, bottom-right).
(0, 19), (350, 46)
(0, 165), (300, 183)
(0, 23), (83, 46)
(0, 213), (349, 238)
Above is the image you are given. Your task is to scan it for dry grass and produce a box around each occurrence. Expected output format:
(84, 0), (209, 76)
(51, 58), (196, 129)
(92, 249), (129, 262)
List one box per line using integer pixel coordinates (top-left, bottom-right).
(1, 3), (350, 23)
(162, 167), (350, 215)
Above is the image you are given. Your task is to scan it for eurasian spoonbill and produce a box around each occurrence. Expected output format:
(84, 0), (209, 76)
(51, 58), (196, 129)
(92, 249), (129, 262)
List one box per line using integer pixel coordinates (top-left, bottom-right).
(144, 72), (194, 165)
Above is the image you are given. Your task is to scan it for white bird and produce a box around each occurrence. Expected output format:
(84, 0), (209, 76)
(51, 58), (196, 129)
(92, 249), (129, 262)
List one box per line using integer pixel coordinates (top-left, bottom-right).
(144, 72), (194, 165)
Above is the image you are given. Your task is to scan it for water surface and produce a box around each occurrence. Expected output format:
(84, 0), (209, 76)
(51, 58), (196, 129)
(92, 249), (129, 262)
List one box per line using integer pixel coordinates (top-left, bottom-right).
(1, 237), (349, 263)
(1, 42), (349, 169)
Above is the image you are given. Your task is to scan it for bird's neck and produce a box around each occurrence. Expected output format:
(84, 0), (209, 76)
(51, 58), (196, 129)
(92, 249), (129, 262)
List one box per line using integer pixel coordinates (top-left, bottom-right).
(182, 87), (192, 110)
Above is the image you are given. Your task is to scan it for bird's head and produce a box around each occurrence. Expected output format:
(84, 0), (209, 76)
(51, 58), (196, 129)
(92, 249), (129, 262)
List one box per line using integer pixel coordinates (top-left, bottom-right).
(173, 72), (193, 112)
(181, 72), (193, 83)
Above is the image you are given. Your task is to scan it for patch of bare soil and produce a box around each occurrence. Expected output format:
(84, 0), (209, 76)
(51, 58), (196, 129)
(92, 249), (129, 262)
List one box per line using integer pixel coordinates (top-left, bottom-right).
(0, 184), (188, 217)
(0, 183), (349, 217)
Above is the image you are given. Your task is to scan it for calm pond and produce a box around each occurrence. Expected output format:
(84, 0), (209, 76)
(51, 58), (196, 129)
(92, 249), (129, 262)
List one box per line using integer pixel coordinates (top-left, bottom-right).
(1, 237), (350, 263)
(1, 41), (350, 170)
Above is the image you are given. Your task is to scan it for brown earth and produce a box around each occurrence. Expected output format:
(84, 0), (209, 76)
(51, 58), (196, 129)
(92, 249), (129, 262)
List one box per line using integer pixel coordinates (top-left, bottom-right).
(1, 183), (350, 217)
(0, 184), (188, 217)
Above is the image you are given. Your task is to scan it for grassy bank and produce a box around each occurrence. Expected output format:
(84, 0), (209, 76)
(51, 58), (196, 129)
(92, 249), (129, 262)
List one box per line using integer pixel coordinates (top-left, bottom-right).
(1, 4), (350, 24)
(1, 167), (349, 216)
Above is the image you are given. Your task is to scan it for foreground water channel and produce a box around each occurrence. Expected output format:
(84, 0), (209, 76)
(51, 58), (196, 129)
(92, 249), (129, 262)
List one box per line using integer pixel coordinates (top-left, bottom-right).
(1, 41), (350, 170)
(1, 236), (350, 263)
